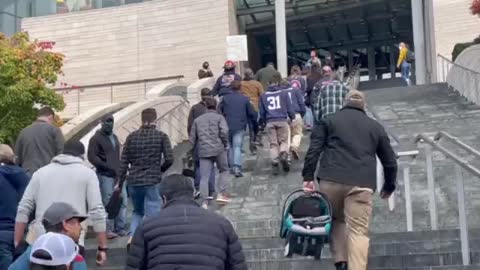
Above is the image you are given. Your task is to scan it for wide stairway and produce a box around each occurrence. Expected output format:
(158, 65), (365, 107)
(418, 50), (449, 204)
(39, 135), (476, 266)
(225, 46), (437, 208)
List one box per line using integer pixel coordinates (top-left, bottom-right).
(85, 82), (480, 270)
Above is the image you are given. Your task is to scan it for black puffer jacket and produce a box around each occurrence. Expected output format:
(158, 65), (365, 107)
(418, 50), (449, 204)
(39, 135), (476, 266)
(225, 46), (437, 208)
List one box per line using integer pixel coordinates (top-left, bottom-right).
(125, 198), (247, 270)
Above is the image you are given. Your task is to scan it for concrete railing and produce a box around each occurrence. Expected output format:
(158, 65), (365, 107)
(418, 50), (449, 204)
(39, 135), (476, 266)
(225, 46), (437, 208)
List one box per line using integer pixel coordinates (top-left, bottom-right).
(186, 77), (216, 105)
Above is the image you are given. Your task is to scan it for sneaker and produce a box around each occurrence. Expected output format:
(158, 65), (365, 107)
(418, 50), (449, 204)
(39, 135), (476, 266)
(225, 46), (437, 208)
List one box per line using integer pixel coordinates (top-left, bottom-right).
(115, 230), (128, 237)
(201, 202), (208, 209)
(107, 231), (118, 239)
(233, 167), (243, 178)
(194, 190), (201, 199)
(280, 152), (290, 172)
(291, 149), (300, 160)
(272, 163), (280, 175)
(216, 194), (231, 204)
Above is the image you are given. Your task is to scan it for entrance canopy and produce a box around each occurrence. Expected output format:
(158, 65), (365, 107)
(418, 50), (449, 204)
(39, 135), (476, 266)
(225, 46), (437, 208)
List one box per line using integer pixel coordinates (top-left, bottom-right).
(236, 0), (413, 74)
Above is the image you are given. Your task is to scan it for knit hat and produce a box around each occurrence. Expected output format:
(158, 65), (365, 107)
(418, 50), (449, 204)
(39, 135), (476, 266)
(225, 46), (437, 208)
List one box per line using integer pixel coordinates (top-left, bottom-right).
(345, 90), (366, 110)
(159, 174), (194, 200)
(63, 141), (85, 157)
(0, 144), (15, 164)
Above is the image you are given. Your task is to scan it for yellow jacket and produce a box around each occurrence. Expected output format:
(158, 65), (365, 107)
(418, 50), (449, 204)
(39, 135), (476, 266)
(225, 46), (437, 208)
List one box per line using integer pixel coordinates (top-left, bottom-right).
(397, 47), (408, 67)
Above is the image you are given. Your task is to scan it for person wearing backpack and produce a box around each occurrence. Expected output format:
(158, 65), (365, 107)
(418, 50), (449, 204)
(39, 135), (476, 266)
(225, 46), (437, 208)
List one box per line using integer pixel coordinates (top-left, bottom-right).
(397, 42), (413, 86)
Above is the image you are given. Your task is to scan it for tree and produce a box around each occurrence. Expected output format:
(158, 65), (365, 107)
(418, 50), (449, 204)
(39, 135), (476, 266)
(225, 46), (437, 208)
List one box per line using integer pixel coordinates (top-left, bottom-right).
(0, 32), (65, 145)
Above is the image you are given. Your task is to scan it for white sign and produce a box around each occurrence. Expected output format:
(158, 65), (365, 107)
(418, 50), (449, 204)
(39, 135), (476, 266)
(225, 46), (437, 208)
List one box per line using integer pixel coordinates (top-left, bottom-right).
(226, 35), (248, 61)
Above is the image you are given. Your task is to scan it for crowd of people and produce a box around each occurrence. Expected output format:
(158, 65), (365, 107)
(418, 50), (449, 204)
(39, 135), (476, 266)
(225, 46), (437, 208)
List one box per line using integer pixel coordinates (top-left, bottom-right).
(0, 49), (399, 270)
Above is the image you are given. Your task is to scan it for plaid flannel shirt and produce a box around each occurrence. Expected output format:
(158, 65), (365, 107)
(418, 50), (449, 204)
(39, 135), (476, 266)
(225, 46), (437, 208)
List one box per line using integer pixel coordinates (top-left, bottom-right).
(311, 80), (349, 124)
(119, 125), (174, 187)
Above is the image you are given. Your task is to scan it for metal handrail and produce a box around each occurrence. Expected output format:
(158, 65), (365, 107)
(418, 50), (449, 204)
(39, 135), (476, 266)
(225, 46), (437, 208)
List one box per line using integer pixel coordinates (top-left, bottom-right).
(415, 133), (477, 265)
(434, 131), (480, 159)
(415, 134), (480, 177)
(54, 75), (184, 92)
(437, 54), (480, 76)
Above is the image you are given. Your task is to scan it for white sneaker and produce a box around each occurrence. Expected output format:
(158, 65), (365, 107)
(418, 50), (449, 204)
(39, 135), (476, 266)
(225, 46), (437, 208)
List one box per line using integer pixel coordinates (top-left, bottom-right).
(201, 202), (208, 209)
(216, 194), (231, 204)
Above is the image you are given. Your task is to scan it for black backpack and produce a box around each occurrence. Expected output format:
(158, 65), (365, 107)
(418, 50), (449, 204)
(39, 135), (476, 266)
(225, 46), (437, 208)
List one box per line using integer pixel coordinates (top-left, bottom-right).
(406, 50), (415, 64)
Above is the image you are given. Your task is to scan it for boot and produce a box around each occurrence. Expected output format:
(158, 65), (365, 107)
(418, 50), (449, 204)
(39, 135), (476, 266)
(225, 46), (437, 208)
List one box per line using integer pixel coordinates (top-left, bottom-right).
(272, 162), (280, 175)
(279, 152), (290, 172)
(335, 261), (347, 270)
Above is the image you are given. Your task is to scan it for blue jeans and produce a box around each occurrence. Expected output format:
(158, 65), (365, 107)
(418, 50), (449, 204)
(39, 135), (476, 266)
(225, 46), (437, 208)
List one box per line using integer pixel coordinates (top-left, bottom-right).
(229, 130), (245, 169)
(128, 184), (162, 235)
(98, 175), (127, 233)
(304, 107), (313, 128)
(401, 61), (411, 85)
(194, 146), (215, 195)
(0, 233), (13, 270)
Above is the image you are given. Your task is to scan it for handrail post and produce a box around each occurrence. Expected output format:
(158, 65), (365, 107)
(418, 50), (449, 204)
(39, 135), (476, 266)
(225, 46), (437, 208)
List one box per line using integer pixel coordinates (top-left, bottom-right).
(455, 164), (470, 265)
(424, 144), (438, 230)
(403, 166), (413, 231)
(110, 85), (114, 103)
(77, 89), (80, 116)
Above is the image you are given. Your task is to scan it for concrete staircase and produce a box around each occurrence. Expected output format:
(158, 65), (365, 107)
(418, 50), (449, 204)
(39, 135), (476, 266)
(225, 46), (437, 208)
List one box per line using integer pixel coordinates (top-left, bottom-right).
(84, 83), (480, 269)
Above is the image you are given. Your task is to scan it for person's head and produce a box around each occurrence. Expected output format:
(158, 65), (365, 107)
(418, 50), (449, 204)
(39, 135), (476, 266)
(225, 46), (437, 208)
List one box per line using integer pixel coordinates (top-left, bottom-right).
(100, 114), (114, 136)
(345, 90), (366, 110)
(159, 174), (195, 204)
(141, 108), (157, 125)
(42, 202), (86, 243)
(37, 107), (56, 124)
(202, 61), (209, 69)
(223, 60), (235, 72)
(231, 80), (241, 91)
(269, 71), (283, 86)
(62, 141), (85, 159)
(200, 88), (211, 101)
(310, 50), (317, 59)
(243, 68), (254, 81)
(204, 97), (217, 110)
(266, 62), (275, 68)
(322, 65), (334, 78)
(0, 144), (15, 165)
(30, 232), (79, 270)
(399, 42), (407, 50)
(290, 65), (301, 76)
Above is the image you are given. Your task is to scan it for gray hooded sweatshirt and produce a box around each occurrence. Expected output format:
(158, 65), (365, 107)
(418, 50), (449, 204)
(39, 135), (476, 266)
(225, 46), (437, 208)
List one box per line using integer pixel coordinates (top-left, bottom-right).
(16, 154), (106, 241)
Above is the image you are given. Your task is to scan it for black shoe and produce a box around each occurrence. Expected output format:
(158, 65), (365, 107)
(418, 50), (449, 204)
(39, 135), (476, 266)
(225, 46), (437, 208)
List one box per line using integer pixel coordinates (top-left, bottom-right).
(291, 149), (300, 160)
(234, 167), (244, 178)
(280, 152), (290, 172)
(272, 163), (280, 175)
(335, 261), (347, 270)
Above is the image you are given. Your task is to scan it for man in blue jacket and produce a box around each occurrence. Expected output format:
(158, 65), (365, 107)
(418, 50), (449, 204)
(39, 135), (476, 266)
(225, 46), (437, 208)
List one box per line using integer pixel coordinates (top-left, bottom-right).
(0, 145), (29, 270)
(282, 80), (306, 160)
(211, 60), (242, 97)
(219, 80), (258, 177)
(259, 72), (295, 175)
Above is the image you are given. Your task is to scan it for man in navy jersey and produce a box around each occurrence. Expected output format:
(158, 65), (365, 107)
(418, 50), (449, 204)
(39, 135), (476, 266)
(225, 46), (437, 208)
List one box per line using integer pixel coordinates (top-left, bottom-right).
(259, 72), (295, 175)
(282, 80), (306, 160)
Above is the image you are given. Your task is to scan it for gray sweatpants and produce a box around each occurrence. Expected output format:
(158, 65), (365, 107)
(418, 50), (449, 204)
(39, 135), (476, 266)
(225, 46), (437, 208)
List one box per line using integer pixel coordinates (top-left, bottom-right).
(199, 151), (229, 199)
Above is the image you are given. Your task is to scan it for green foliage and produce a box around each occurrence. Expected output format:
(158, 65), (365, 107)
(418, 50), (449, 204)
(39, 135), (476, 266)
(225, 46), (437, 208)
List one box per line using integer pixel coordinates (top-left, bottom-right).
(0, 32), (65, 145)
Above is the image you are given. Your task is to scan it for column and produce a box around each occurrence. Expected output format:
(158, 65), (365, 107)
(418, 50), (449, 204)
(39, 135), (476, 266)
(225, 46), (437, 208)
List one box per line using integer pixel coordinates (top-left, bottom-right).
(424, 0), (437, 83)
(368, 46), (376, 81)
(348, 49), (354, 71)
(34, 0), (56, 16)
(411, 0), (427, 85)
(275, 0), (287, 77)
(390, 45), (396, 79)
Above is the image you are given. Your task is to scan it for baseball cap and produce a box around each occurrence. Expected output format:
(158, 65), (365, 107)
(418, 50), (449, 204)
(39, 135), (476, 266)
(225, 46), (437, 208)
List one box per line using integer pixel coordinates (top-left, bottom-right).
(30, 232), (78, 266)
(224, 60), (235, 69)
(42, 203), (87, 229)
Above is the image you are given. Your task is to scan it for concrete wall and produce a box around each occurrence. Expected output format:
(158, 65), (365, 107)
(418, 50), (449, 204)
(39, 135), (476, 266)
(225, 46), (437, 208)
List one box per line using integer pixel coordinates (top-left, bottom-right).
(21, 0), (238, 85)
(433, 0), (480, 59)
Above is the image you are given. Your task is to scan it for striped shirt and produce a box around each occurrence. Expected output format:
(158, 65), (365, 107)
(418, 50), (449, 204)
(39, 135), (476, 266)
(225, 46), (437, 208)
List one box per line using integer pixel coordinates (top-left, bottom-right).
(311, 80), (349, 125)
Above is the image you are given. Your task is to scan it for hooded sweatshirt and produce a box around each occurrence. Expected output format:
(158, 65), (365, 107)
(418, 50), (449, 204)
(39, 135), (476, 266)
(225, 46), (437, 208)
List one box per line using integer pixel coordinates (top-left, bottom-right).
(16, 155), (106, 242)
(0, 164), (29, 240)
(259, 85), (295, 124)
(284, 86), (306, 116)
(211, 70), (242, 97)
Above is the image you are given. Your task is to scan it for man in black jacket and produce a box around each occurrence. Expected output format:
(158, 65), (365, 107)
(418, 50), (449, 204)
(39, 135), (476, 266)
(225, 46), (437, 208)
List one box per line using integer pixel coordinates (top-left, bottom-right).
(302, 90), (397, 270)
(88, 114), (126, 239)
(125, 174), (247, 270)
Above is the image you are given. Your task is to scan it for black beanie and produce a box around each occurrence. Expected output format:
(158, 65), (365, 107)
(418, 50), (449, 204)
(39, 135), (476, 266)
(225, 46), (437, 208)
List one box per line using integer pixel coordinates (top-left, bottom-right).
(159, 174), (194, 200)
(63, 141), (85, 157)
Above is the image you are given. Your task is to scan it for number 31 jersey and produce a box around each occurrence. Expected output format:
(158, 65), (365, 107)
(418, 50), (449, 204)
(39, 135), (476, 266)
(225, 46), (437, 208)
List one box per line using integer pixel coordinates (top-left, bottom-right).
(259, 88), (294, 122)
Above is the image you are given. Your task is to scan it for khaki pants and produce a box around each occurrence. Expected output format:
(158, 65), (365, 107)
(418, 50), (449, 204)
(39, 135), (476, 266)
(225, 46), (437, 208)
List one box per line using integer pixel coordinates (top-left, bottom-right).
(290, 113), (303, 151)
(319, 181), (373, 270)
(266, 121), (290, 163)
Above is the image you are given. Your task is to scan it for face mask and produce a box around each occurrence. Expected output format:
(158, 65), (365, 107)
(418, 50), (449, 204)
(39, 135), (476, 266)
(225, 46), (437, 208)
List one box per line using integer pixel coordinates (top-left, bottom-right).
(101, 121), (114, 135)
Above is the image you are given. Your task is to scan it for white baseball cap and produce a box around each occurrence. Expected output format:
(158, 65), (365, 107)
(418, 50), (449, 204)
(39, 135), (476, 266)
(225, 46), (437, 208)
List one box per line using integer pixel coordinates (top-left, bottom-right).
(30, 232), (78, 266)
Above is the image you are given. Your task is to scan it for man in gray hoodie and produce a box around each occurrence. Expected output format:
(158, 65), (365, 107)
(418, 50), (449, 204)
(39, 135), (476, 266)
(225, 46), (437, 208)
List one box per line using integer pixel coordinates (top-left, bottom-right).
(14, 141), (108, 265)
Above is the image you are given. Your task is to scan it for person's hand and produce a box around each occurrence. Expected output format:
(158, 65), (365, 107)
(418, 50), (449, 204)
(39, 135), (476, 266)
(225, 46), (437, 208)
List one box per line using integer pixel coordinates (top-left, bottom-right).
(380, 190), (392, 199)
(96, 250), (107, 266)
(303, 181), (315, 192)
